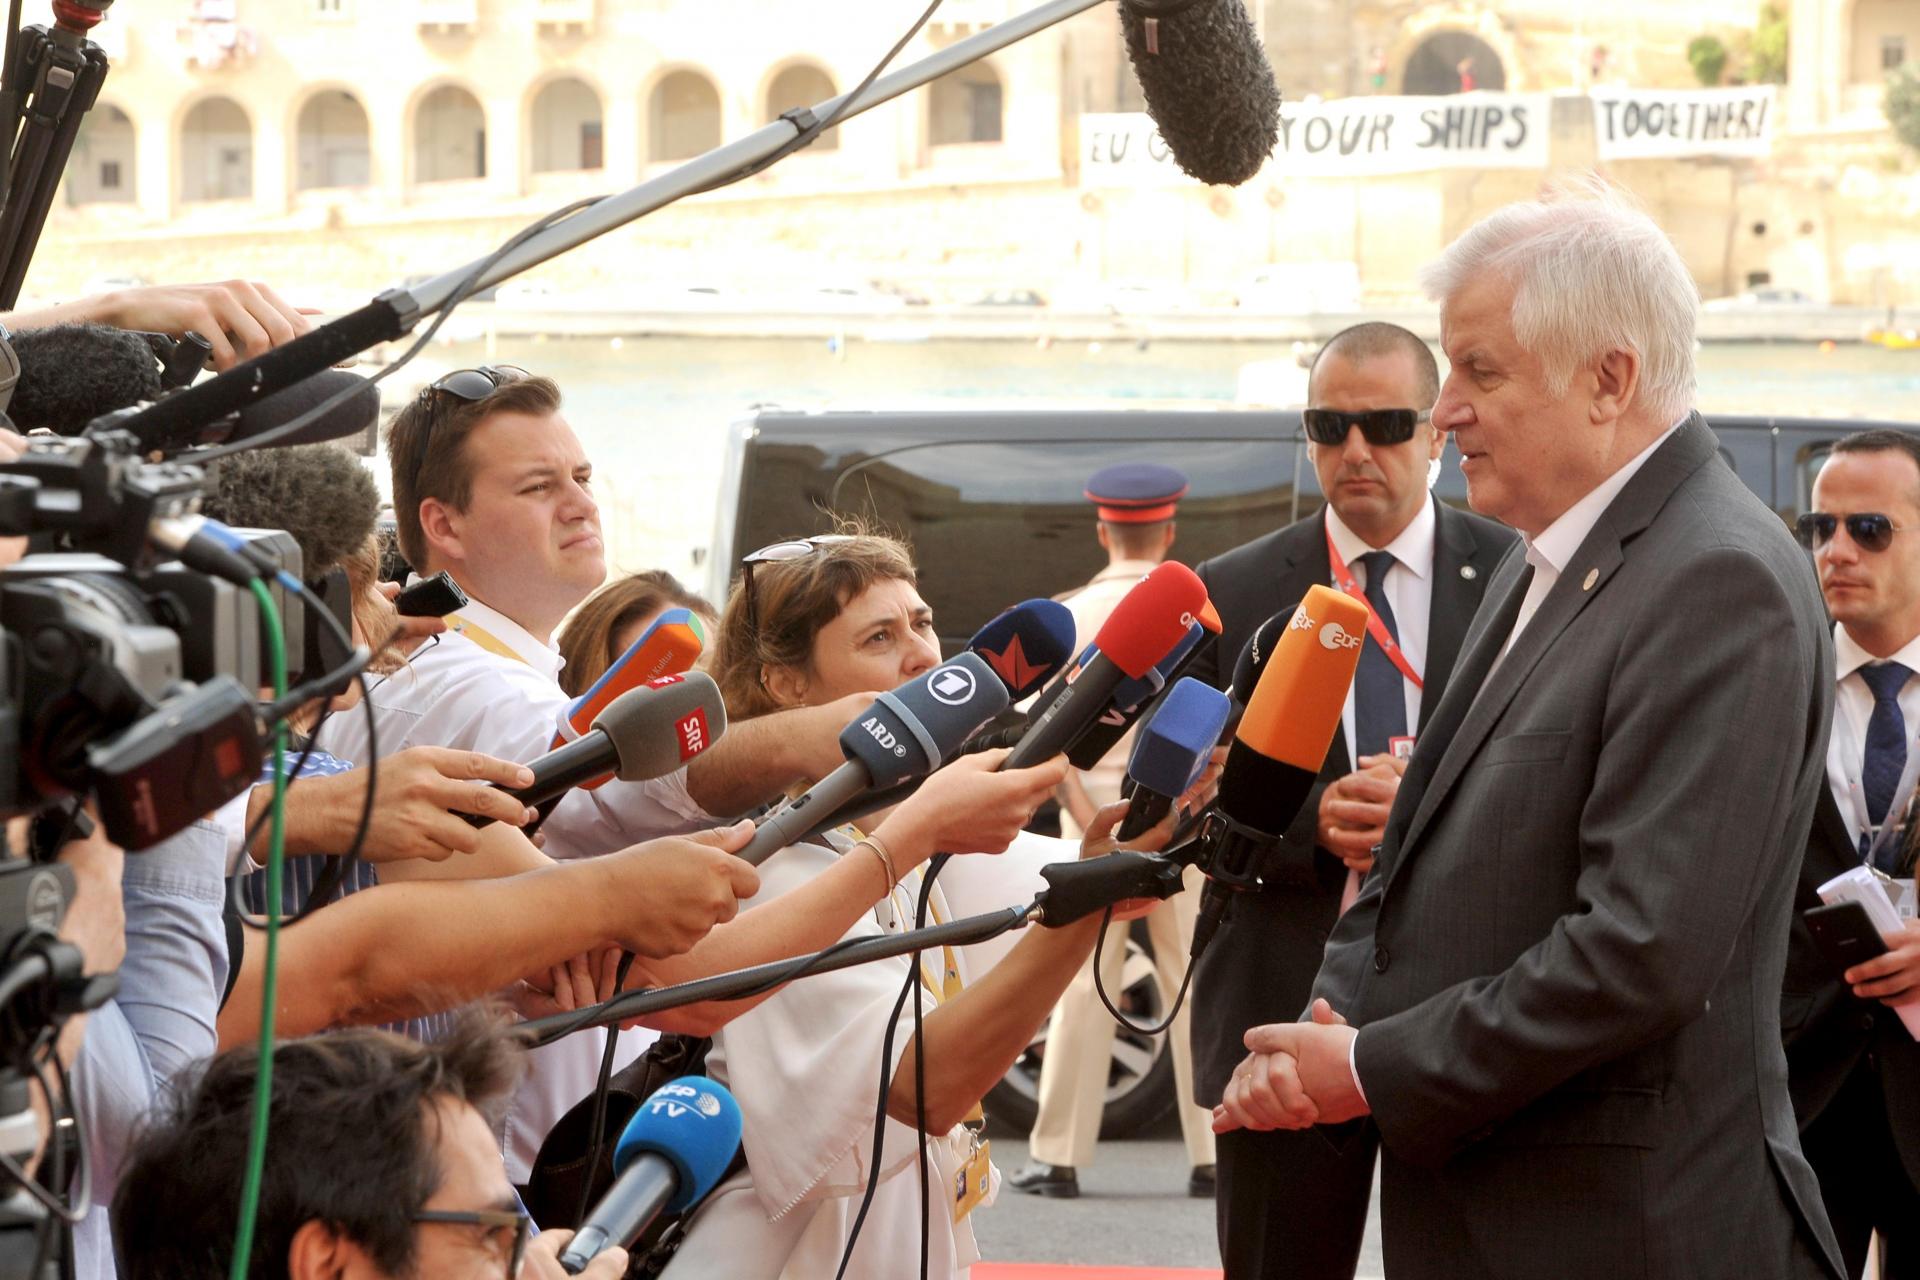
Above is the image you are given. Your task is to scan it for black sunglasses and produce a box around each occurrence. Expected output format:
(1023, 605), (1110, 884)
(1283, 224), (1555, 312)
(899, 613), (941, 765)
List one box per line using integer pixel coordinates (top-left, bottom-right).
(740, 535), (860, 633)
(409, 365), (531, 479)
(1301, 407), (1430, 447)
(1795, 511), (1911, 553)
(411, 1207), (531, 1277)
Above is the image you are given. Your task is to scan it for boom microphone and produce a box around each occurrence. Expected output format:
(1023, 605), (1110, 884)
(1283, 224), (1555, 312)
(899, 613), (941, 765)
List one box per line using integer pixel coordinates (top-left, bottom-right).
(1117, 677), (1231, 841)
(8, 323), (162, 433)
(735, 651), (1009, 866)
(559, 1076), (743, 1274)
(1189, 584), (1366, 958)
(554, 607), (706, 788)
(1119, 0), (1282, 187)
(461, 673), (727, 825)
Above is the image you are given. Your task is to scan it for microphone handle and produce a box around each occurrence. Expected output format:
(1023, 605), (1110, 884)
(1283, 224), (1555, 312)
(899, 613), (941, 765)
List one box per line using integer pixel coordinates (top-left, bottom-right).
(1003, 652), (1129, 771)
(1116, 787), (1174, 843)
(459, 728), (617, 829)
(736, 760), (872, 866)
(559, 1157), (680, 1273)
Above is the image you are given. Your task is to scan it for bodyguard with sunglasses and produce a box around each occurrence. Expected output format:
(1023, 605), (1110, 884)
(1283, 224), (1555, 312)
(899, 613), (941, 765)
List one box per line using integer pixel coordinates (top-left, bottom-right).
(1182, 322), (1513, 1280)
(1785, 429), (1920, 1278)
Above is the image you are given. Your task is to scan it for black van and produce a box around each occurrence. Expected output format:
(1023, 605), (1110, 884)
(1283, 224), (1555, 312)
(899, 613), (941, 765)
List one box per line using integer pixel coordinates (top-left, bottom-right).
(707, 406), (1920, 1139)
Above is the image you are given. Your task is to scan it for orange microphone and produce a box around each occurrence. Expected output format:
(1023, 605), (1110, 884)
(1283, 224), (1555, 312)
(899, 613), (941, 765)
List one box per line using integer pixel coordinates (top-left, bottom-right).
(555, 608), (705, 789)
(1189, 584), (1368, 957)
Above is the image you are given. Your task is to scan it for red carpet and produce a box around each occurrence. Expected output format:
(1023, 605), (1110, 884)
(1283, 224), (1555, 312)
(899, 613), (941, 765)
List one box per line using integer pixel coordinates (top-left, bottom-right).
(974, 1268), (1222, 1279)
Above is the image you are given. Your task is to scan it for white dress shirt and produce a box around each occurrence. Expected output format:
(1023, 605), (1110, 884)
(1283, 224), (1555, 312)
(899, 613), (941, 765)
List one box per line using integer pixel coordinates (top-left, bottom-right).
(1825, 626), (1920, 855)
(1326, 496), (1437, 757)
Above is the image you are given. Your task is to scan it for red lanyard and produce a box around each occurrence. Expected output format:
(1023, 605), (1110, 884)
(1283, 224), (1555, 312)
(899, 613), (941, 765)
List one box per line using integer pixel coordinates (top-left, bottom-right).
(1325, 522), (1424, 690)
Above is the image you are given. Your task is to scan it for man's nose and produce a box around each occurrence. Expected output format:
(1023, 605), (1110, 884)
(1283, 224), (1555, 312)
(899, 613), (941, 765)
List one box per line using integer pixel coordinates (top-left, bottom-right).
(1340, 425), (1373, 464)
(1431, 383), (1471, 435)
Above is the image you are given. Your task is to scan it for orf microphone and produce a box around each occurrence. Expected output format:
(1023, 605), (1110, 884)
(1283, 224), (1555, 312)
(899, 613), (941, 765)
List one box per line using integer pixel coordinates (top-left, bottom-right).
(1189, 585), (1366, 958)
(461, 673), (727, 825)
(1119, 0), (1282, 186)
(735, 651), (1009, 866)
(1117, 677), (1231, 841)
(559, 1076), (743, 1274)
(554, 607), (706, 788)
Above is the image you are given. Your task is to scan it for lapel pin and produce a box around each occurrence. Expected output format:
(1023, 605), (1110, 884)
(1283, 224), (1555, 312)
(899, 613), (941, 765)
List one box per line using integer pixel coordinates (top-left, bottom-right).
(1460, 565), (1477, 580)
(1582, 568), (1598, 591)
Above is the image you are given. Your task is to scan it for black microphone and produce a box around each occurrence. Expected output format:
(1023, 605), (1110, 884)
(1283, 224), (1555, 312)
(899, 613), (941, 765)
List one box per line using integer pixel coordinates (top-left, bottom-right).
(1063, 621), (1208, 771)
(9, 323), (162, 434)
(735, 652), (1009, 867)
(134, 368), (381, 453)
(461, 674), (729, 825)
(1119, 0), (1282, 187)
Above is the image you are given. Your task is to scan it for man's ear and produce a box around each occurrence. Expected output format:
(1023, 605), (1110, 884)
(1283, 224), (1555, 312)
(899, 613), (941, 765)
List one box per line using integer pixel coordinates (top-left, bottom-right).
(1590, 347), (1641, 427)
(1162, 521), (1178, 554)
(286, 1219), (356, 1280)
(1096, 523), (1112, 555)
(417, 498), (463, 570)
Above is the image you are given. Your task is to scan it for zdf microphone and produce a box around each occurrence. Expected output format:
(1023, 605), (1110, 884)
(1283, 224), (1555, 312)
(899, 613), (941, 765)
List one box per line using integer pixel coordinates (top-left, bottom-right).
(1189, 584), (1366, 958)
(559, 1076), (743, 1274)
(1120, 0), (1282, 186)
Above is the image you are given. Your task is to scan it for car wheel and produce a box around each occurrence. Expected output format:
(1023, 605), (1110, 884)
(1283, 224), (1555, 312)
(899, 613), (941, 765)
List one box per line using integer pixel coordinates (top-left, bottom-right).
(984, 922), (1176, 1141)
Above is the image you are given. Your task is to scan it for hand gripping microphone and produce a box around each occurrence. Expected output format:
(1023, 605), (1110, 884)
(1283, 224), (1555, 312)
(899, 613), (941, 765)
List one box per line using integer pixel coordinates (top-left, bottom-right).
(552, 608), (706, 789)
(1119, 0), (1283, 187)
(459, 673), (728, 826)
(1188, 584), (1367, 958)
(1116, 677), (1232, 842)
(1063, 620), (1209, 771)
(970, 598), (1077, 699)
(558, 1076), (743, 1274)
(1003, 562), (1217, 770)
(735, 651), (1010, 866)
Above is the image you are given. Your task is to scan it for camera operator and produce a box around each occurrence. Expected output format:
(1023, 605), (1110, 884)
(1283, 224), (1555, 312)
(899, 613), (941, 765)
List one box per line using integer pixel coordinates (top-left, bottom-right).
(113, 1015), (627, 1280)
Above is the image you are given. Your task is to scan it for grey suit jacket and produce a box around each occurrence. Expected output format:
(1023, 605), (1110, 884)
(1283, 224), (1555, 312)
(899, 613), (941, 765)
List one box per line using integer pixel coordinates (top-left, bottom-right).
(1313, 417), (1847, 1279)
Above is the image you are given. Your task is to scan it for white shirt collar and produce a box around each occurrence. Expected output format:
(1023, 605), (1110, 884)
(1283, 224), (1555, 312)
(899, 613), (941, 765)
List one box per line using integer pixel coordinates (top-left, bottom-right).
(1325, 494), (1438, 580)
(1090, 557), (1163, 584)
(445, 590), (565, 681)
(1834, 625), (1920, 685)
(1524, 418), (1686, 576)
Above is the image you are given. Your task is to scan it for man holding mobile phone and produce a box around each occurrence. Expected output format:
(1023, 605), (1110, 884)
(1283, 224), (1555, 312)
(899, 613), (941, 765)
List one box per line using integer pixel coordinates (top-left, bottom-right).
(1787, 429), (1920, 1279)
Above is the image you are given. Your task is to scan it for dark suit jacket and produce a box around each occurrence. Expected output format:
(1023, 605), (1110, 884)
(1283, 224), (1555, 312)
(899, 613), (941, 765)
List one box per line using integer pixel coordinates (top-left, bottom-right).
(1186, 496), (1516, 1103)
(1313, 417), (1846, 1278)
(1783, 782), (1920, 1185)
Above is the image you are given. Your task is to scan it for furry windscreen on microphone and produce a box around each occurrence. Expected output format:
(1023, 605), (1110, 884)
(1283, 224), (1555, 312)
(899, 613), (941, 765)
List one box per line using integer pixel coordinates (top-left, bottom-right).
(201, 443), (380, 578)
(9, 323), (163, 434)
(1119, 0), (1282, 187)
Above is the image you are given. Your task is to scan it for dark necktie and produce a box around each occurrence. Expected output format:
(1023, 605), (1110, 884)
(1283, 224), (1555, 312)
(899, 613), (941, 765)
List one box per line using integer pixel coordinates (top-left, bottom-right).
(1352, 550), (1408, 759)
(1859, 660), (1912, 871)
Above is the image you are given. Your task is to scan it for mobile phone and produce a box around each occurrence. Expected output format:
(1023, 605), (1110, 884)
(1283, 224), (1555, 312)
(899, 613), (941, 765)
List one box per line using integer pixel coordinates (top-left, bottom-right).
(1803, 901), (1890, 977)
(393, 571), (468, 619)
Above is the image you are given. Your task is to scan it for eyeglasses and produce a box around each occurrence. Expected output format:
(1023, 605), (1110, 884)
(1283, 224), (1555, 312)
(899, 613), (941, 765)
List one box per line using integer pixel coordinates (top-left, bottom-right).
(411, 1207), (532, 1278)
(408, 365), (531, 481)
(1301, 408), (1431, 447)
(1794, 511), (1911, 553)
(740, 535), (858, 633)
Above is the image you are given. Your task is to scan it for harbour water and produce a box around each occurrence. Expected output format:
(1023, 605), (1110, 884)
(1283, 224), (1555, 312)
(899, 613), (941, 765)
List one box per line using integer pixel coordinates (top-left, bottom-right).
(398, 334), (1920, 590)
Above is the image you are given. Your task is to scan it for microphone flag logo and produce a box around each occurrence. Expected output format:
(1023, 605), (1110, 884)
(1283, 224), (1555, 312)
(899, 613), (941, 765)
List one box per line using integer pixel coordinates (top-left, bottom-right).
(978, 634), (1047, 693)
(930, 664), (980, 707)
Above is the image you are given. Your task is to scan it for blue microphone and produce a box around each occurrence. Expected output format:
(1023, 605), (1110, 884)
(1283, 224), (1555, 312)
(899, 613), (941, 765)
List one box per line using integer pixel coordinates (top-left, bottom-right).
(559, 1076), (744, 1273)
(1117, 677), (1231, 841)
(969, 598), (1077, 698)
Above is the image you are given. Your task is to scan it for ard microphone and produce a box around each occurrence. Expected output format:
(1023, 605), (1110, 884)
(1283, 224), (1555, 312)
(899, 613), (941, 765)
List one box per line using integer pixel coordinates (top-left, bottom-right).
(1190, 585), (1366, 958)
(1119, 0), (1282, 186)
(735, 652), (1009, 866)
(461, 674), (726, 825)
(559, 1076), (743, 1274)
(1003, 562), (1216, 771)
(1064, 620), (1208, 771)
(554, 608), (706, 788)
(970, 598), (1077, 699)
(1117, 677), (1231, 841)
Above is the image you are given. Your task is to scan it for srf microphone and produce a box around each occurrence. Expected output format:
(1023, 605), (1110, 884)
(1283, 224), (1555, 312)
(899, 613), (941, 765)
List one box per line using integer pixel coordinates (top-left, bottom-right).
(1064, 620), (1209, 771)
(735, 651), (1010, 866)
(970, 598), (1077, 698)
(1189, 584), (1366, 958)
(1119, 0), (1283, 187)
(1003, 561), (1216, 771)
(554, 607), (706, 788)
(559, 1076), (743, 1274)
(460, 673), (727, 826)
(1117, 677), (1231, 842)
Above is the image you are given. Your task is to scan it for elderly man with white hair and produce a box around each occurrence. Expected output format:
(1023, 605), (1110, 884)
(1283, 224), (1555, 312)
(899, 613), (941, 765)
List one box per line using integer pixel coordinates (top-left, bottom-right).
(1213, 183), (1850, 1278)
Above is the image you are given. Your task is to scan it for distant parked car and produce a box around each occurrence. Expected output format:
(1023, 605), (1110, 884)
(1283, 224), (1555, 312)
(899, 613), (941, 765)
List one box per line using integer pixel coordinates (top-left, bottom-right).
(1703, 287), (1820, 312)
(964, 288), (1047, 308)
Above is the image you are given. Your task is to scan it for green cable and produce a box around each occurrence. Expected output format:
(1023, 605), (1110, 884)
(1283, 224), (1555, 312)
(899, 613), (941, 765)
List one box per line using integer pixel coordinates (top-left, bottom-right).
(230, 579), (287, 1280)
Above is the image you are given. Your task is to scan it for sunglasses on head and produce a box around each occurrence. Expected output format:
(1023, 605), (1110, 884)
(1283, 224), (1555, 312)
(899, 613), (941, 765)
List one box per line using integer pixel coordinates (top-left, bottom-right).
(1795, 511), (1911, 553)
(740, 535), (860, 633)
(408, 364), (531, 477)
(1301, 407), (1430, 447)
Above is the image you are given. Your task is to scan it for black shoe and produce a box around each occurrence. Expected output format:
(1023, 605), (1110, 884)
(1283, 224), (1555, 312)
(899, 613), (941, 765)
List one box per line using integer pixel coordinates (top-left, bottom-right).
(1009, 1162), (1079, 1198)
(1188, 1163), (1216, 1198)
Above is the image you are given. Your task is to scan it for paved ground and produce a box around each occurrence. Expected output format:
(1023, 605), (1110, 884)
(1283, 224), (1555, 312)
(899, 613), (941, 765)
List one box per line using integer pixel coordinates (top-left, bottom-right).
(975, 1116), (1385, 1277)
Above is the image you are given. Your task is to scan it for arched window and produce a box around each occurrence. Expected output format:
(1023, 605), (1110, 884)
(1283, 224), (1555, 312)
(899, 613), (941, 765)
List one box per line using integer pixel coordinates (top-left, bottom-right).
(648, 70), (720, 162)
(415, 85), (487, 183)
(929, 63), (1002, 145)
(180, 97), (253, 202)
(1401, 31), (1507, 94)
(296, 90), (371, 190)
(765, 63), (837, 150)
(70, 103), (135, 205)
(531, 77), (604, 173)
